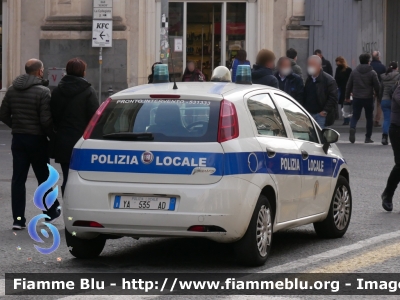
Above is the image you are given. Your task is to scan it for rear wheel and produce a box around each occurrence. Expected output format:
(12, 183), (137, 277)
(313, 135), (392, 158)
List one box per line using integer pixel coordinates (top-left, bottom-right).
(313, 176), (352, 238)
(65, 229), (106, 259)
(234, 195), (273, 266)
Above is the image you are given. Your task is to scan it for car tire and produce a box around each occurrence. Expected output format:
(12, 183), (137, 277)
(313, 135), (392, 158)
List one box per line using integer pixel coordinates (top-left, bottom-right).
(65, 229), (106, 259)
(313, 175), (352, 239)
(234, 195), (273, 266)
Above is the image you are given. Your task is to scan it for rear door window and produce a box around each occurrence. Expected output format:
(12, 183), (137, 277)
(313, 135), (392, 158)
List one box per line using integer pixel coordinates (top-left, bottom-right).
(90, 99), (221, 142)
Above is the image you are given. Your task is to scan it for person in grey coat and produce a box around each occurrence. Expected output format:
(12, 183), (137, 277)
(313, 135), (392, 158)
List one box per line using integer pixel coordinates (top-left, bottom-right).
(0, 59), (61, 229)
(345, 53), (381, 144)
(380, 62), (400, 145)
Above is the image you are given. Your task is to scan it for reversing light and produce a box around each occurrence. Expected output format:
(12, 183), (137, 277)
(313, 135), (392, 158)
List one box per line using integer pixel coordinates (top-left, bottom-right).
(188, 225), (206, 232)
(83, 97), (112, 140)
(153, 64), (170, 83)
(217, 100), (239, 143)
(188, 225), (227, 232)
(236, 65), (252, 85)
(73, 221), (104, 228)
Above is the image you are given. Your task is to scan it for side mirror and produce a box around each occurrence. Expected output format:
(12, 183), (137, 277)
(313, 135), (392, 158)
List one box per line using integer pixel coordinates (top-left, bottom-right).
(322, 128), (340, 154)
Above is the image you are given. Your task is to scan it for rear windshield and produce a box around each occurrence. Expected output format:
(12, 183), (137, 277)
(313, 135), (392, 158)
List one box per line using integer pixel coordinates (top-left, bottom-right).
(90, 99), (221, 142)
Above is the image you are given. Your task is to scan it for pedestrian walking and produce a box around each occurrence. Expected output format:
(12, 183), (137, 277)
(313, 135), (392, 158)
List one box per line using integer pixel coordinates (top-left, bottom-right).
(345, 53), (381, 143)
(380, 62), (400, 145)
(231, 50), (251, 82)
(371, 51), (387, 127)
(314, 49), (333, 76)
(50, 58), (99, 196)
(381, 83), (400, 212)
(300, 55), (338, 128)
(182, 61), (205, 82)
(0, 59), (61, 229)
(335, 56), (352, 125)
(251, 49), (278, 88)
(274, 57), (304, 103)
(286, 48), (303, 79)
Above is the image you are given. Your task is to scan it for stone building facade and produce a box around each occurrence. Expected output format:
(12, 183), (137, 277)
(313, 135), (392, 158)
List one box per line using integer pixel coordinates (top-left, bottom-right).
(0, 0), (397, 103)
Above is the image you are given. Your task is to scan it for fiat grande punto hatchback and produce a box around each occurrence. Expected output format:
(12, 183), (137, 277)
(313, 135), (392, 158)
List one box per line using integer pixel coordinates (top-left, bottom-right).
(64, 78), (351, 266)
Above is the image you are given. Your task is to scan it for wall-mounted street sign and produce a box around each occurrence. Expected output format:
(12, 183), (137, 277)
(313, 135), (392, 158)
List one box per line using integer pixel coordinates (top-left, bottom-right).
(92, 20), (113, 47)
(93, 0), (113, 19)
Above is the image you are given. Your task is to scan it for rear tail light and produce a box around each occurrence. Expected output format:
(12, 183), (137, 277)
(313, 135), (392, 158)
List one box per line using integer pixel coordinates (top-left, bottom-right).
(83, 97), (112, 140)
(73, 221), (104, 228)
(217, 100), (239, 143)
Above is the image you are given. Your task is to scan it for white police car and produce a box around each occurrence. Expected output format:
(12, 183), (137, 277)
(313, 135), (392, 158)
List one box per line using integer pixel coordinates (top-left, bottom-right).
(64, 65), (351, 266)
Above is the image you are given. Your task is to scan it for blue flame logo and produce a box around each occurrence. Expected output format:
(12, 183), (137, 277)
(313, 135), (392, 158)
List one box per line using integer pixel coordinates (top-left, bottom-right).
(28, 164), (61, 254)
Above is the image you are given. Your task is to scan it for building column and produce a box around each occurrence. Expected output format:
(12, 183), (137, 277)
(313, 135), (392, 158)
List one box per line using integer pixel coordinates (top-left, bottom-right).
(1, 0), (22, 100)
(258, 0), (274, 51)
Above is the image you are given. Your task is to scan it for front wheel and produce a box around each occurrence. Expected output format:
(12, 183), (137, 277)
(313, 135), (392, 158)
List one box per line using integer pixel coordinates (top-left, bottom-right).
(65, 229), (106, 259)
(234, 195), (273, 266)
(314, 175), (352, 238)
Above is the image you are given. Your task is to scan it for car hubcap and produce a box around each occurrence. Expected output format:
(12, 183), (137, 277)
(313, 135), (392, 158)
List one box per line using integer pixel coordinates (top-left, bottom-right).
(256, 205), (272, 257)
(333, 185), (350, 230)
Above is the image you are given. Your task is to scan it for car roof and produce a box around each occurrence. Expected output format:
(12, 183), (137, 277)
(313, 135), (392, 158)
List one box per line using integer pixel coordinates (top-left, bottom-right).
(111, 82), (281, 101)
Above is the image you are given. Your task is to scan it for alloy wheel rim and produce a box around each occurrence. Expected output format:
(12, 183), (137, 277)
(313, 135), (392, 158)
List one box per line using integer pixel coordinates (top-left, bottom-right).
(256, 205), (272, 257)
(333, 185), (351, 230)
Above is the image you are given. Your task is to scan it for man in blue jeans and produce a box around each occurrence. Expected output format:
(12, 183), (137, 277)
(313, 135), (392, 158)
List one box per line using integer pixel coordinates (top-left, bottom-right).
(345, 53), (381, 143)
(300, 56), (338, 129)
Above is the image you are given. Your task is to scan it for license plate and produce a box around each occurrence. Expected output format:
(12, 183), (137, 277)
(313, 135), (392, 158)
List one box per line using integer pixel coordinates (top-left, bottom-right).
(113, 196), (176, 211)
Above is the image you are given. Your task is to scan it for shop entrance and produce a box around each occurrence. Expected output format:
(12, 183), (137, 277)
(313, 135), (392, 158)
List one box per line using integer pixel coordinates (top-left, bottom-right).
(186, 3), (221, 81)
(167, 1), (248, 82)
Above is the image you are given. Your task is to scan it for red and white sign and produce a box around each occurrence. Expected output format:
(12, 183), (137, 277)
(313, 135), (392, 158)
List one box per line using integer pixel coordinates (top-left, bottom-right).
(48, 68), (66, 87)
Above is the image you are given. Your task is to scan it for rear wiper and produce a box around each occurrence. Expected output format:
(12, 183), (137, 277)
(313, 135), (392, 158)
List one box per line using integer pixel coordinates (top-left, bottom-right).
(103, 132), (154, 141)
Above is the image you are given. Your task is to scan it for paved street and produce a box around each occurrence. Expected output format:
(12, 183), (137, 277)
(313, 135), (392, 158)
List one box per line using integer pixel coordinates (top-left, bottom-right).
(1, 122), (400, 299)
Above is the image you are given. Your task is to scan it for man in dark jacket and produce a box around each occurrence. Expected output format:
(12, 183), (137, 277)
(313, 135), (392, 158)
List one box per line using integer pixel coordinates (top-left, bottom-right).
(345, 53), (381, 144)
(314, 49), (333, 76)
(252, 49), (279, 88)
(275, 57), (304, 103)
(50, 58), (99, 196)
(299, 55), (338, 129)
(371, 51), (387, 127)
(0, 59), (61, 229)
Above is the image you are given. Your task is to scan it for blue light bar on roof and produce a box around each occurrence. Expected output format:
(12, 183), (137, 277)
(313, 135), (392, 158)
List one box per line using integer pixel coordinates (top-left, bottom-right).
(236, 65), (252, 85)
(153, 64), (169, 83)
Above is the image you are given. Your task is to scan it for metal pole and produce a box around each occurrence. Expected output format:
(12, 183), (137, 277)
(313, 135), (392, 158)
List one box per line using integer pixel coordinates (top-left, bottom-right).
(160, 0), (169, 64)
(201, 26), (204, 73)
(99, 47), (103, 103)
(212, 6), (215, 72)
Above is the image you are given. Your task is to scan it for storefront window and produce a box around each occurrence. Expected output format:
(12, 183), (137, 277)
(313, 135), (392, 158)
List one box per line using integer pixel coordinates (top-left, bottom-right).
(226, 3), (246, 69)
(166, 1), (247, 82)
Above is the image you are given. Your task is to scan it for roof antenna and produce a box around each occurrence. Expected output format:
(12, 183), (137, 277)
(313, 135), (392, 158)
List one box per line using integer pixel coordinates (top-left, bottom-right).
(169, 45), (178, 90)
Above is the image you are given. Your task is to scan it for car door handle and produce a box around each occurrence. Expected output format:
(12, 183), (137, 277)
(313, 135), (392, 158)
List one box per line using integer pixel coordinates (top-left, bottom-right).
(301, 150), (309, 160)
(266, 148), (276, 158)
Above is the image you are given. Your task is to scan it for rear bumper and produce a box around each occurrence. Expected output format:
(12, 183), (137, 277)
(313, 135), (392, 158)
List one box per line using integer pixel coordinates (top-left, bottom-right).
(63, 171), (261, 242)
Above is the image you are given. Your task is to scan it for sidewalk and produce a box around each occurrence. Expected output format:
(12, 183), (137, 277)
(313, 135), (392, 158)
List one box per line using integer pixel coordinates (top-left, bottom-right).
(331, 119), (384, 134)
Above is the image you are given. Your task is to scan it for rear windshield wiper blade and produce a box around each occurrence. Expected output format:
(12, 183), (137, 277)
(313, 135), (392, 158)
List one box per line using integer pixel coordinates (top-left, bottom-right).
(103, 132), (154, 141)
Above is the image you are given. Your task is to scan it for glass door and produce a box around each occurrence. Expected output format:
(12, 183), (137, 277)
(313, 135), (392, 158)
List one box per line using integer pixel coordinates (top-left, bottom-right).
(186, 3), (222, 81)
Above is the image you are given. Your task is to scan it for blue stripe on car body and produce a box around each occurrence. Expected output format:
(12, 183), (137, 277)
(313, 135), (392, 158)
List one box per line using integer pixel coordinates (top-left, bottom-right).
(70, 148), (343, 178)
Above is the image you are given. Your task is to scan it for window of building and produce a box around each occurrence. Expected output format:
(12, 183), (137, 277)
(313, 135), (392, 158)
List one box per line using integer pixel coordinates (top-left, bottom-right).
(247, 94), (287, 137)
(274, 94), (319, 143)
